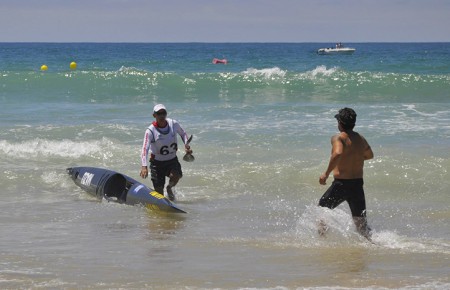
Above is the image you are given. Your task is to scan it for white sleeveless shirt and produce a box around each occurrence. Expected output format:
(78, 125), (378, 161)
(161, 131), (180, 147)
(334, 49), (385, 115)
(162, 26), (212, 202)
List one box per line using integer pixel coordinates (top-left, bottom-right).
(141, 118), (189, 164)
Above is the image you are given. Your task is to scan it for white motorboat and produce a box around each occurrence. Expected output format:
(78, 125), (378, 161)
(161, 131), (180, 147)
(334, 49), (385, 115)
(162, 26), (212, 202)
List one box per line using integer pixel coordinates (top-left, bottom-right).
(317, 46), (356, 55)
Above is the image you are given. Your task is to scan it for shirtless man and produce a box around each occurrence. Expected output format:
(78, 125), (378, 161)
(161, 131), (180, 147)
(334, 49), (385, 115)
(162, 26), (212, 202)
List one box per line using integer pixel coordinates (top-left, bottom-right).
(319, 108), (374, 239)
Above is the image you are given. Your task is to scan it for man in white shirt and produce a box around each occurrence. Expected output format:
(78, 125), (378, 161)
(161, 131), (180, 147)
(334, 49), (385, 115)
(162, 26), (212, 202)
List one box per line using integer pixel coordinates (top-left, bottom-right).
(140, 104), (193, 201)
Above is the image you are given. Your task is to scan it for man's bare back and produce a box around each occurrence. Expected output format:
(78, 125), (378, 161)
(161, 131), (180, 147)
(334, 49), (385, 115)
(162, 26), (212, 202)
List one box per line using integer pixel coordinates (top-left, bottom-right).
(320, 128), (373, 185)
(331, 131), (373, 179)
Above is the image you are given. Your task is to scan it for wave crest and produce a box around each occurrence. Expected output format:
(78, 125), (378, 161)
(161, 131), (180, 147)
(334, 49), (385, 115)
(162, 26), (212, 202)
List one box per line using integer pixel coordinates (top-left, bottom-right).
(0, 137), (115, 160)
(242, 67), (287, 79)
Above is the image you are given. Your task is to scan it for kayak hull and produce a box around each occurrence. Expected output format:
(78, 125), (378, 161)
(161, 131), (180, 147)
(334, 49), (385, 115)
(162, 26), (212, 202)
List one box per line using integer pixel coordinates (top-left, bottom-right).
(67, 166), (186, 213)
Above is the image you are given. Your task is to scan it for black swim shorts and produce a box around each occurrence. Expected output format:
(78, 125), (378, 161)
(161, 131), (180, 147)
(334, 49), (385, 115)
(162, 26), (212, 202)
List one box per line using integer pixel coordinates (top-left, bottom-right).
(319, 178), (367, 217)
(149, 157), (183, 191)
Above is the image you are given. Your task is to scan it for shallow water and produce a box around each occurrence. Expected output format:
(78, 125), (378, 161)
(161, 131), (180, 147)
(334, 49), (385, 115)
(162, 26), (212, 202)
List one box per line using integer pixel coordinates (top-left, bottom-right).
(1, 43), (449, 289)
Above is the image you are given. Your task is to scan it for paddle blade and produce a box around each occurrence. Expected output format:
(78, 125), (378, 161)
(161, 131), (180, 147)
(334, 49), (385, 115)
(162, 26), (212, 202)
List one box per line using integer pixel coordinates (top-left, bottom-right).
(183, 153), (195, 162)
(183, 135), (194, 162)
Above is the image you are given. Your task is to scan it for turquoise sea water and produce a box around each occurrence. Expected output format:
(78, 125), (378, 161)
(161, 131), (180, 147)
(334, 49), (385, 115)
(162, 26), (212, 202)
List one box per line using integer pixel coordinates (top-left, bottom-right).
(1, 43), (449, 289)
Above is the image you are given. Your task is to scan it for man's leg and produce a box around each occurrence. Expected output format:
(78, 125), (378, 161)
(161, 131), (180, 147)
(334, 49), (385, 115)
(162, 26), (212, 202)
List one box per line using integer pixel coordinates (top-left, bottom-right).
(166, 171), (181, 201)
(318, 180), (345, 236)
(348, 181), (372, 240)
(150, 161), (165, 195)
(353, 216), (372, 240)
(154, 185), (164, 195)
(165, 159), (183, 201)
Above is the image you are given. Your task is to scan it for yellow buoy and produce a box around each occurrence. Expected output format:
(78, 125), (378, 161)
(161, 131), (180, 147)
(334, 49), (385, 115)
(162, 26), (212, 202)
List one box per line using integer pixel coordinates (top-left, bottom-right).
(40, 65), (48, 71)
(70, 61), (77, 70)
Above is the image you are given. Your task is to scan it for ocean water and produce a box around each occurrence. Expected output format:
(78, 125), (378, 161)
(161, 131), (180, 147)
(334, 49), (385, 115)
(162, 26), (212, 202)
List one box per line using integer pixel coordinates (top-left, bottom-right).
(0, 43), (449, 289)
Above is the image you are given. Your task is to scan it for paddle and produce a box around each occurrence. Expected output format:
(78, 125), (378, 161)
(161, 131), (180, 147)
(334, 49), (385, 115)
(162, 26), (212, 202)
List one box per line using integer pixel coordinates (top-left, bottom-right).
(183, 135), (195, 162)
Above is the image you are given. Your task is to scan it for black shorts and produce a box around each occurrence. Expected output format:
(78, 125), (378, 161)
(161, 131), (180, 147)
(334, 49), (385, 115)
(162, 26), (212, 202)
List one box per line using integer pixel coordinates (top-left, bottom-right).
(319, 178), (367, 217)
(149, 157), (183, 189)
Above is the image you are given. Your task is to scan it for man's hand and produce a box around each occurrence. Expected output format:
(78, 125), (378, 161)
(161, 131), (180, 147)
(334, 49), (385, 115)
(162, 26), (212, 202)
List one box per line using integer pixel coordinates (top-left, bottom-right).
(140, 166), (148, 179)
(185, 144), (193, 155)
(319, 172), (329, 185)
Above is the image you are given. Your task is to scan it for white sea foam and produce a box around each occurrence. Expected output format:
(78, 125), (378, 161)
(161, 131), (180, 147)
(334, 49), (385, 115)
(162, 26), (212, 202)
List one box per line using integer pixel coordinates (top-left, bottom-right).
(309, 65), (338, 77)
(0, 137), (115, 160)
(371, 231), (450, 254)
(242, 67), (287, 79)
(292, 205), (363, 246)
(290, 205), (450, 254)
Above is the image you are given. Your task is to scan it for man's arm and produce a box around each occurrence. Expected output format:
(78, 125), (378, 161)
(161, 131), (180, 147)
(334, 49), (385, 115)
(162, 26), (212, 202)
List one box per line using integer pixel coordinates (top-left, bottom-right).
(174, 120), (192, 152)
(319, 135), (343, 185)
(363, 137), (374, 160)
(140, 129), (152, 179)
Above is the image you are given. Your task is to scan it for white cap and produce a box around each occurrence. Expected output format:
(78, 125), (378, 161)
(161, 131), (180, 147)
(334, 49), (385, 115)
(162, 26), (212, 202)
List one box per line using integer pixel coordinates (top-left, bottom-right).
(153, 104), (166, 113)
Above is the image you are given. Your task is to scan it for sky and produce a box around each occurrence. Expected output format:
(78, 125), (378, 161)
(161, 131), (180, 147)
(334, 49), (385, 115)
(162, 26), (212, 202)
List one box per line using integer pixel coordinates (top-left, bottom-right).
(1, 0), (449, 42)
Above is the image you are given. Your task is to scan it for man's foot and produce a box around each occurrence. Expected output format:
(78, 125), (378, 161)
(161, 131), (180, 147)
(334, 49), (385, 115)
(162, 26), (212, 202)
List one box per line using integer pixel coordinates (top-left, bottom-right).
(318, 220), (328, 237)
(353, 217), (372, 240)
(166, 185), (175, 201)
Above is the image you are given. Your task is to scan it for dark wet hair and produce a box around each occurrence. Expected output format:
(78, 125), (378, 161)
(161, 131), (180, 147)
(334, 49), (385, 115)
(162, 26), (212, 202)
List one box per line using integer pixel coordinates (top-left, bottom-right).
(335, 107), (357, 130)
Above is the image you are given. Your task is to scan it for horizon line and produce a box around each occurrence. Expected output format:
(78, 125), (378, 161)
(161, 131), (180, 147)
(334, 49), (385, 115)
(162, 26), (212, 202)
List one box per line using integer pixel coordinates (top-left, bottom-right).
(1, 41), (450, 44)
